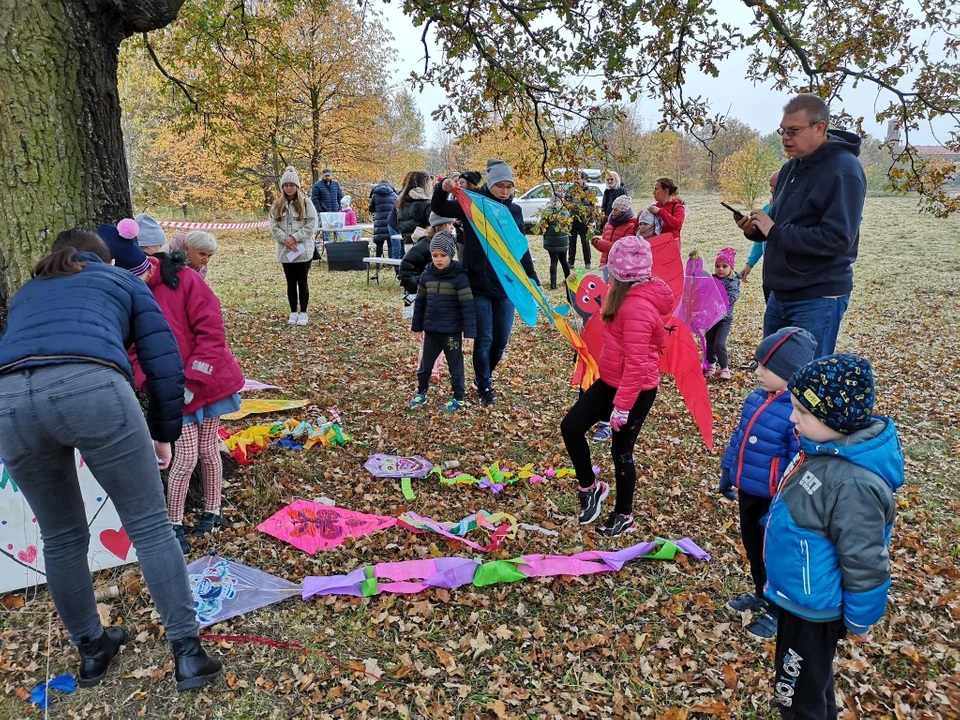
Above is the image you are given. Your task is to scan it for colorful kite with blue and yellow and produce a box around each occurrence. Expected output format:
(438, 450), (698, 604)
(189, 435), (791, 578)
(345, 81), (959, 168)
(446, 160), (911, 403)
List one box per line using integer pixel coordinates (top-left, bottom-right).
(452, 187), (600, 387)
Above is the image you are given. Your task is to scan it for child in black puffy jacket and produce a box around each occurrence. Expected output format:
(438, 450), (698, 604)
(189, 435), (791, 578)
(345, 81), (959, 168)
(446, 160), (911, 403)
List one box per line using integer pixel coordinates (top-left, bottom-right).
(409, 231), (477, 412)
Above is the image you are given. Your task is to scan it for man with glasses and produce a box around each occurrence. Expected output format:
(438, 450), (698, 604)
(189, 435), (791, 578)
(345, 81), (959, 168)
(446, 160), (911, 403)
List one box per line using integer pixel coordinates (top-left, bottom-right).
(736, 94), (866, 358)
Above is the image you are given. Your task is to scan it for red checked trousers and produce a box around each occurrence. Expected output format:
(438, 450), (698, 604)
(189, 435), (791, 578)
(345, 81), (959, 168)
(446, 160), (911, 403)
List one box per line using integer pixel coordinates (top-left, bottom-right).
(166, 417), (223, 524)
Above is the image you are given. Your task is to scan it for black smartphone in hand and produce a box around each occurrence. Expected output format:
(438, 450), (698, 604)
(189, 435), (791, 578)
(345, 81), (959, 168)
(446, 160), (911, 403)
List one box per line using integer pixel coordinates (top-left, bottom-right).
(720, 202), (745, 221)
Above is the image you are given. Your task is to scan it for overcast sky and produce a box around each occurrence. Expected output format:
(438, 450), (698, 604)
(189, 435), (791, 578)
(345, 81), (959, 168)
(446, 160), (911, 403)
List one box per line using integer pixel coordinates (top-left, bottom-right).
(375, 0), (948, 147)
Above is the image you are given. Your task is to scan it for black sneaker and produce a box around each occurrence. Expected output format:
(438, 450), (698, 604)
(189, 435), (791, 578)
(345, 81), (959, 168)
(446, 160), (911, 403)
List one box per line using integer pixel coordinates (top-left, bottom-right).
(191, 512), (226, 538)
(578, 482), (609, 525)
(478, 388), (497, 407)
(727, 592), (765, 613)
(746, 611), (778, 639)
(596, 512), (636, 537)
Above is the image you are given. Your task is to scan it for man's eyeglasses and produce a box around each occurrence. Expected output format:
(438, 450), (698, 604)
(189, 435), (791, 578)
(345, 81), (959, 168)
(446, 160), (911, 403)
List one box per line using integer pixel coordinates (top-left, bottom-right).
(776, 122), (818, 137)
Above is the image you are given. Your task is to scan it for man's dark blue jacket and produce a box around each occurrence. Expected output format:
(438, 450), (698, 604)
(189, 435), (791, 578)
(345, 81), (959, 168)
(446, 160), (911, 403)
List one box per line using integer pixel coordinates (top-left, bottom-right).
(311, 178), (343, 214)
(749, 130), (866, 302)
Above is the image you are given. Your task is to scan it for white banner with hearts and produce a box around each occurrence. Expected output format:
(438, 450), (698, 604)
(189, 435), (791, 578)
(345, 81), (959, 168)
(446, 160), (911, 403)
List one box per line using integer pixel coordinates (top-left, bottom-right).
(0, 451), (138, 593)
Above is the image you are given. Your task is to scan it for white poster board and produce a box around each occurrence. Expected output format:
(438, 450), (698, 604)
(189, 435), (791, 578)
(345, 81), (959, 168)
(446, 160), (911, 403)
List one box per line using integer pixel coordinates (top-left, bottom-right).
(0, 451), (138, 593)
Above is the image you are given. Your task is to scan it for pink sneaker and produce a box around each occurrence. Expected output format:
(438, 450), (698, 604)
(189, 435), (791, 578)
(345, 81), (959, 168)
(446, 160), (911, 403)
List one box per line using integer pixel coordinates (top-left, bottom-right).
(704, 365), (716, 378)
(719, 368), (732, 380)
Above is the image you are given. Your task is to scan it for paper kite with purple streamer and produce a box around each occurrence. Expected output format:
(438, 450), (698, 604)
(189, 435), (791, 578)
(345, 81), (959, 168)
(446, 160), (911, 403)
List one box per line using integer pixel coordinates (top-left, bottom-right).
(186, 555), (301, 627)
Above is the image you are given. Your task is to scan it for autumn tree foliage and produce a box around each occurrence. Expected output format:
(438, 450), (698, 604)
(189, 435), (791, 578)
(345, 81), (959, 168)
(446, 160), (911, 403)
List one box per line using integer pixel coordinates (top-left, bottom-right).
(404, 0), (960, 215)
(718, 142), (782, 210)
(137, 1), (408, 206)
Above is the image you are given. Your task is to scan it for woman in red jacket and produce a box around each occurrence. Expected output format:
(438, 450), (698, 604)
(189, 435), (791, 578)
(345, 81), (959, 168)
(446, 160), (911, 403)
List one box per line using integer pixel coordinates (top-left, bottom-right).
(102, 221), (244, 553)
(560, 236), (675, 537)
(648, 176), (686, 238)
(592, 194), (639, 266)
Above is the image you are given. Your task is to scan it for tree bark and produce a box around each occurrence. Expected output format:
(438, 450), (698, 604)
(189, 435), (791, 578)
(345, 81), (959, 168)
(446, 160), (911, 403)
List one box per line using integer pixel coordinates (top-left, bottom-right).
(0, 0), (183, 326)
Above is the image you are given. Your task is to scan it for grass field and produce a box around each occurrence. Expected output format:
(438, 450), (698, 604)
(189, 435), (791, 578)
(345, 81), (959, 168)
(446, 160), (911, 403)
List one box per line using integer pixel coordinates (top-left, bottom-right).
(2, 193), (958, 719)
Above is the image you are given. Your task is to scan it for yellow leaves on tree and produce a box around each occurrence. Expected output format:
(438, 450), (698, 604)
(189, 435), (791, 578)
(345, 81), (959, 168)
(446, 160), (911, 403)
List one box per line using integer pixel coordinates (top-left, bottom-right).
(718, 140), (781, 210)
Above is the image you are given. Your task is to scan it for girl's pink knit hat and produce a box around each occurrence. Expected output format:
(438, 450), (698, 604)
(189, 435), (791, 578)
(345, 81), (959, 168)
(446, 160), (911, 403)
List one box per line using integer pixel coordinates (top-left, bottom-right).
(716, 247), (736, 266)
(607, 236), (653, 282)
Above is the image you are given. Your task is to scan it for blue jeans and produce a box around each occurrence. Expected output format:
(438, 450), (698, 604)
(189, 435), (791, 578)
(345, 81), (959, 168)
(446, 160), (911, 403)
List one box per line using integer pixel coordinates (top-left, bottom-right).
(0, 364), (199, 644)
(388, 228), (402, 260)
(763, 293), (850, 359)
(473, 296), (515, 391)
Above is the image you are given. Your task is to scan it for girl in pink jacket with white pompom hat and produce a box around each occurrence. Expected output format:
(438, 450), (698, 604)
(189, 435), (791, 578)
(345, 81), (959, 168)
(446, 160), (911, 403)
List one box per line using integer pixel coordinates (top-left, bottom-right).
(560, 236), (675, 537)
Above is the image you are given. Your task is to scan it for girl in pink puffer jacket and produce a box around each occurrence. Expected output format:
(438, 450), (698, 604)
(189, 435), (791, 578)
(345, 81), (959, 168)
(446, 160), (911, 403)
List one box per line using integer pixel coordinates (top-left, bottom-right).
(560, 236), (675, 537)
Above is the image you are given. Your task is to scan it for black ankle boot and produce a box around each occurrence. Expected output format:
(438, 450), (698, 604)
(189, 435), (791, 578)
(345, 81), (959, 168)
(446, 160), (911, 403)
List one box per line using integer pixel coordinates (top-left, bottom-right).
(77, 626), (127, 687)
(171, 636), (223, 691)
(172, 524), (189, 554)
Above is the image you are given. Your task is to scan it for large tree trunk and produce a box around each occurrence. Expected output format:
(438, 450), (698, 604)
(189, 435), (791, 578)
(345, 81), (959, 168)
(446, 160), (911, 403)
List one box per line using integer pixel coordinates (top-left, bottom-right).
(0, 0), (184, 327)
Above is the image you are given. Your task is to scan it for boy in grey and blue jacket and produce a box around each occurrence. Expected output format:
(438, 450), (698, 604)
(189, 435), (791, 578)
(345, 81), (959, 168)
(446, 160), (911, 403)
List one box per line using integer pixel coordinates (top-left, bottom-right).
(765, 354), (903, 719)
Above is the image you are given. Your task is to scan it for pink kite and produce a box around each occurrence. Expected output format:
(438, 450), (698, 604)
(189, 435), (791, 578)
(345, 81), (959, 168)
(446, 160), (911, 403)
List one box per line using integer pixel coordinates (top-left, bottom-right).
(676, 253), (729, 369)
(257, 501), (398, 554)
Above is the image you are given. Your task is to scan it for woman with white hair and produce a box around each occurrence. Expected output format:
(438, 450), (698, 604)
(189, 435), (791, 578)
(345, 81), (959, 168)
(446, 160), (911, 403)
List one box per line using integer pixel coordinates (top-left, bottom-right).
(167, 231), (217, 282)
(599, 171), (628, 231)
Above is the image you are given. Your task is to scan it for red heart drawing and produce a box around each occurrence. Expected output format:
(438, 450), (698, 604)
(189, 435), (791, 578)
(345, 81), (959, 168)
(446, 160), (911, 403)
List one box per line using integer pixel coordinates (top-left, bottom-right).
(99, 528), (132, 560)
(17, 545), (37, 564)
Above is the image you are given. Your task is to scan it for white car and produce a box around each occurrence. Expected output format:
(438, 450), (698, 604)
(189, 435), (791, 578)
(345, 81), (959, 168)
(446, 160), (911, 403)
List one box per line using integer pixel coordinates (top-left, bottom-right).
(514, 181), (604, 233)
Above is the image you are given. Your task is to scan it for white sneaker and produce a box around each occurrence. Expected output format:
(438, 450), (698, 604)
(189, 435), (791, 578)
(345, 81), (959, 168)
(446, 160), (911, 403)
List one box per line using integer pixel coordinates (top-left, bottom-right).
(287, 312), (298, 325)
(296, 312), (308, 326)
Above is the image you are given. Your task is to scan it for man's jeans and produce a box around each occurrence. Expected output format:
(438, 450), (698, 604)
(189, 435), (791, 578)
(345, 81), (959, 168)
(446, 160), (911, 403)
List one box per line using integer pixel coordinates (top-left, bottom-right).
(0, 363), (199, 644)
(473, 296), (515, 391)
(763, 293), (850, 359)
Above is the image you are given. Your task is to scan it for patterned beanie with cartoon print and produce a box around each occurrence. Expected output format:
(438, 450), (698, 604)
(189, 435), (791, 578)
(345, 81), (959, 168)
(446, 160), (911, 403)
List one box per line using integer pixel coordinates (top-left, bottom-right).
(788, 354), (875, 433)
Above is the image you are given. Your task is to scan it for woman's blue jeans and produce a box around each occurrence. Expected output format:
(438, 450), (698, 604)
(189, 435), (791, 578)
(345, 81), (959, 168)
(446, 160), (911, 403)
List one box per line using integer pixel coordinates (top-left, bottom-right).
(472, 296), (515, 392)
(0, 364), (199, 644)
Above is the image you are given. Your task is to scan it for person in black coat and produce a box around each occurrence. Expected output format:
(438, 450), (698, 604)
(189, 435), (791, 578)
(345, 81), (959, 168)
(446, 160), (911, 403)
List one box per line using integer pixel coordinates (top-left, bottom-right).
(393, 171), (432, 247)
(432, 158), (539, 407)
(409, 231), (477, 412)
(398, 212), (456, 294)
(599, 170), (627, 231)
(368, 178), (398, 258)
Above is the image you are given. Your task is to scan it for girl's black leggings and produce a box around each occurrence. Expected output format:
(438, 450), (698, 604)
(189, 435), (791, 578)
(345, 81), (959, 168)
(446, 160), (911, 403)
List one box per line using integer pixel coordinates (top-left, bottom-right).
(560, 380), (657, 515)
(548, 251), (571, 289)
(282, 261), (311, 312)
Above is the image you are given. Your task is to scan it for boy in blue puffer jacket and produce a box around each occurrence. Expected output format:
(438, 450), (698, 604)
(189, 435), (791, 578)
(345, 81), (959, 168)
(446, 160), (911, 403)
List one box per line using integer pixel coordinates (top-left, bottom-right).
(720, 327), (817, 639)
(766, 354), (903, 719)
(410, 231), (477, 412)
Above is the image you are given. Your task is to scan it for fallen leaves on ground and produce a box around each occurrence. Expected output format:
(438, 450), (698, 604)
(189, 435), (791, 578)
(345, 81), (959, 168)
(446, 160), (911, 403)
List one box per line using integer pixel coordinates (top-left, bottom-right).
(2, 196), (958, 719)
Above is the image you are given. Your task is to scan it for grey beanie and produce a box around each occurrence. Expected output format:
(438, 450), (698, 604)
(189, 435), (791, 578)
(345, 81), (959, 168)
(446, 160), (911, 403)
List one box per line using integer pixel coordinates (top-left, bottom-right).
(133, 213), (167, 248)
(754, 327), (818, 383)
(430, 230), (457, 259)
(429, 212), (456, 227)
(612, 195), (633, 212)
(485, 158), (514, 188)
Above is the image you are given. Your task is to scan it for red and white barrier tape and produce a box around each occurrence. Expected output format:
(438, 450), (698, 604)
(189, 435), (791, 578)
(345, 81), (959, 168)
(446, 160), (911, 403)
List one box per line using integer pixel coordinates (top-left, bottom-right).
(157, 220), (269, 230)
